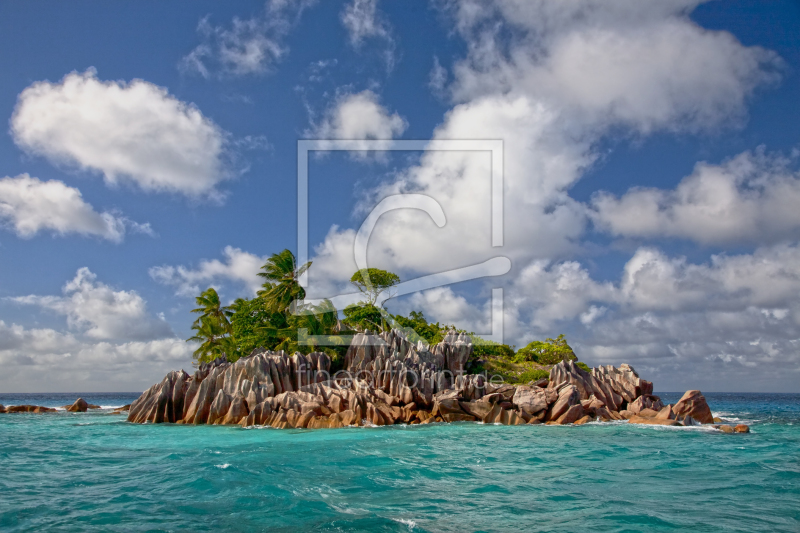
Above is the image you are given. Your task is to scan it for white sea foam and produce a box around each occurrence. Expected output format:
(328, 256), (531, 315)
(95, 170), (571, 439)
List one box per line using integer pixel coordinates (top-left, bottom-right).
(392, 518), (418, 530)
(215, 463), (231, 469)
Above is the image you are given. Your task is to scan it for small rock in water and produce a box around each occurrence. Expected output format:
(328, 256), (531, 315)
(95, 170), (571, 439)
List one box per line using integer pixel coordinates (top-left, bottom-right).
(719, 425), (734, 433)
(6, 404), (55, 413)
(67, 398), (89, 413)
(734, 424), (750, 433)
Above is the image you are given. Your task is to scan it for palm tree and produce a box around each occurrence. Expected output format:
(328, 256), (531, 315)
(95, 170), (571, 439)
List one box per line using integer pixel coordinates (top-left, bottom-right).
(278, 299), (342, 353)
(186, 287), (239, 363)
(257, 249), (311, 314)
(187, 316), (230, 363)
(191, 287), (233, 334)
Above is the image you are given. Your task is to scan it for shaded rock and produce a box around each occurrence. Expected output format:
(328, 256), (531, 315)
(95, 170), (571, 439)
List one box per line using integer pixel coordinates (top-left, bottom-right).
(734, 424), (750, 433)
(672, 390), (713, 424)
(67, 398), (89, 413)
(592, 363), (653, 403)
(416, 410), (434, 423)
(220, 396), (249, 425)
(581, 395), (605, 411)
(628, 395), (664, 415)
(512, 386), (549, 415)
(618, 410), (635, 420)
(482, 404), (504, 424)
(574, 415), (592, 425)
(547, 384), (579, 421)
(719, 424), (734, 433)
(207, 390), (232, 425)
(628, 415), (681, 426)
(339, 409), (360, 426)
(442, 413), (477, 422)
(241, 400), (274, 426)
(638, 408), (660, 418)
(129, 369), (191, 423)
(656, 405), (676, 420)
(713, 417), (723, 423)
(500, 409), (524, 425)
(556, 404), (585, 425)
(432, 398), (465, 418)
(478, 392), (504, 404)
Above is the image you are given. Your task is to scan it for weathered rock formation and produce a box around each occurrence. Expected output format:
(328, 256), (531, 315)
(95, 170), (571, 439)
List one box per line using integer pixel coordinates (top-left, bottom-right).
(126, 329), (730, 430)
(672, 390), (714, 424)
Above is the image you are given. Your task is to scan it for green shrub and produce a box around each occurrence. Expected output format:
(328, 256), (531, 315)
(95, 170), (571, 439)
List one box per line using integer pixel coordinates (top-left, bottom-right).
(515, 334), (577, 365)
(518, 368), (550, 383)
(392, 311), (444, 344)
(576, 362), (591, 372)
(472, 337), (516, 358)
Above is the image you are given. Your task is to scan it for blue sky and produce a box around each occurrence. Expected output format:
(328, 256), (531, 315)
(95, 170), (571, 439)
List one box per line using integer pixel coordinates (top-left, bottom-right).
(1, 0), (799, 392)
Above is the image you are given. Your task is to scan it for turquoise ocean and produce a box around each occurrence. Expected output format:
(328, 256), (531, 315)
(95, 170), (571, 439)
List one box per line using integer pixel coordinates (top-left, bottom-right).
(1, 392), (798, 532)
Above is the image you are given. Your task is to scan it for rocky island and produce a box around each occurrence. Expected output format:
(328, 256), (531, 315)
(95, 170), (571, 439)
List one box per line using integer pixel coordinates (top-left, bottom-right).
(126, 329), (749, 433)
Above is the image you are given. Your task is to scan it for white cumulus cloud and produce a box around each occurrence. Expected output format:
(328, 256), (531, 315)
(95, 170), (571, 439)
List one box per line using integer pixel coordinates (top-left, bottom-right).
(11, 69), (229, 198)
(149, 246), (267, 297)
(12, 268), (174, 341)
(590, 149), (800, 245)
(308, 0), (778, 301)
(0, 174), (149, 241)
(308, 90), (407, 157)
(0, 320), (195, 392)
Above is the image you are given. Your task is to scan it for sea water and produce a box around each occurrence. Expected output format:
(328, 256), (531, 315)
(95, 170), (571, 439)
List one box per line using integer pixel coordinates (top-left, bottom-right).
(1, 392), (798, 532)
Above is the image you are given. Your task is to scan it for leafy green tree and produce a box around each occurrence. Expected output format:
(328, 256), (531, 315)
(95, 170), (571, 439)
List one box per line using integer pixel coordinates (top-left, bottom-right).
(229, 296), (285, 357)
(392, 310), (443, 344)
(258, 249), (311, 313)
(350, 268), (400, 306)
(515, 334), (577, 365)
(343, 303), (387, 332)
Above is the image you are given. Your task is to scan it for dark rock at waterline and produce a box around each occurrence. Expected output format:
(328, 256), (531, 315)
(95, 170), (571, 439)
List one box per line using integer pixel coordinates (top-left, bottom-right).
(67, 398), (88, 412)
(4, 404), (56, 413)
(628, 415), (682, 427)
